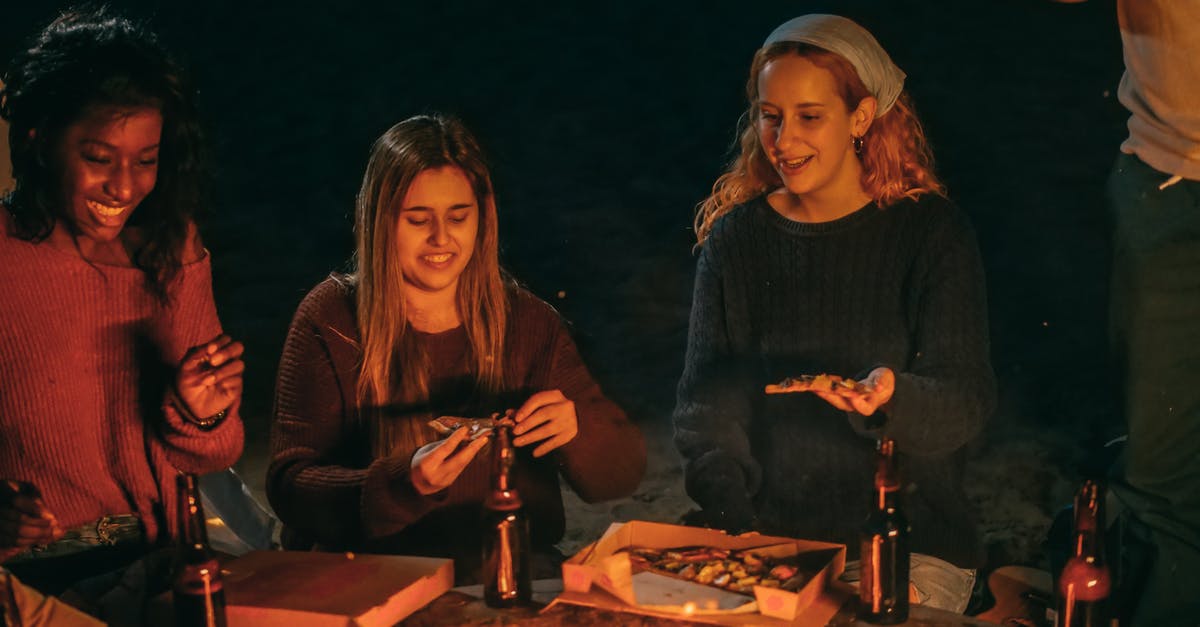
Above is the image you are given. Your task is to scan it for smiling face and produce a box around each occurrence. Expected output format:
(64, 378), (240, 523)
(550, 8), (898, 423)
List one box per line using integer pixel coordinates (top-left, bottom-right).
(394, 166), (479, 300)
(56, 105), (162, 244)
(756, 54), (873, 208)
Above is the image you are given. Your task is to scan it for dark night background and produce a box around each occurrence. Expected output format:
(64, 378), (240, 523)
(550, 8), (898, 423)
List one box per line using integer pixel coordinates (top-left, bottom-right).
(3, 0), (1129, 566)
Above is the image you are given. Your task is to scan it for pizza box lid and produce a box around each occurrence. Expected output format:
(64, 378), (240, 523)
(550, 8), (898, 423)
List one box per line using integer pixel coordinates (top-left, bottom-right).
(153, 550), (452, 627)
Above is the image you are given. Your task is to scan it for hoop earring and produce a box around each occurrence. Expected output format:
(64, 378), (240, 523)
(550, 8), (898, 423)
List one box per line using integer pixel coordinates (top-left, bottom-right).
(852, 135), (864, 156)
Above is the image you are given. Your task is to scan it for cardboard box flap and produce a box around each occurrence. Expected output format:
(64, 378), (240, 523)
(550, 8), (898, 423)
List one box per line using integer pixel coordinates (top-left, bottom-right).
(547, 586), (852, 627)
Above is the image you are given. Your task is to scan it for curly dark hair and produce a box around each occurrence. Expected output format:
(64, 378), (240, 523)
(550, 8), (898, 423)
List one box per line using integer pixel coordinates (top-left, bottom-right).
(0, 7), (210, 301)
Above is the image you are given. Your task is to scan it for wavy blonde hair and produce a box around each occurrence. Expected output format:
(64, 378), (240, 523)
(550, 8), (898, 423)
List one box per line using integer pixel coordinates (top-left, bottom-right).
(352, 115), (508, 457)
(695, 42), (945, 244)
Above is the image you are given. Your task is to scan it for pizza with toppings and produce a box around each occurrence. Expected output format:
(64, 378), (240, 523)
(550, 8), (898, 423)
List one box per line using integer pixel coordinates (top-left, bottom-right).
(427, 412), (514, 439)
(764, 374), (872, 395)
(618, 546), (811, 595)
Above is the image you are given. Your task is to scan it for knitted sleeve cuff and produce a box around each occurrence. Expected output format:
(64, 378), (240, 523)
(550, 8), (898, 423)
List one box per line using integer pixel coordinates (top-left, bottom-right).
(847, 410), (888, 439)
(685, 453), (757, 530)
(359, 454), (447, 539)
(163, 387), (230, 433)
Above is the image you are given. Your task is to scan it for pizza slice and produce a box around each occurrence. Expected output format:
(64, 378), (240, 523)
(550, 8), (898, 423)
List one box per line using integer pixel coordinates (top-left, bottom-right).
(765, 373), (872, 395)
(427, 412), (515, 439)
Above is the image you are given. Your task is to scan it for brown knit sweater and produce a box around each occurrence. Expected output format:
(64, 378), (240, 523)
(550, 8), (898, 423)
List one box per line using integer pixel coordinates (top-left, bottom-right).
(267, 277), (645, 564)
(0, 216), (244, 544)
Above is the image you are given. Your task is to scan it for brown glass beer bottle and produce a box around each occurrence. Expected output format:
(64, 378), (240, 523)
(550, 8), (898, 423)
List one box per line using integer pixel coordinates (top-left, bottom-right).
(858, 437), (910, 624)
(1055, 480), (1111, 627)
(482, 424), (532, 608)
(174, 472), (227, 627)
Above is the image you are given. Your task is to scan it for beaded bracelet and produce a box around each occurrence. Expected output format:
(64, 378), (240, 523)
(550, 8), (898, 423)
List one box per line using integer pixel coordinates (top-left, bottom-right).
(190, 408), (228, 430)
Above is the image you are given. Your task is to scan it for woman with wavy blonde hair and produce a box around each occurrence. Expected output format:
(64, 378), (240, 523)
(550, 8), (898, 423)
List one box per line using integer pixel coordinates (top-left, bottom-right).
(268, 114), (644, 581)
(695, 29), (945, 243)
(674, 15), (995, 611)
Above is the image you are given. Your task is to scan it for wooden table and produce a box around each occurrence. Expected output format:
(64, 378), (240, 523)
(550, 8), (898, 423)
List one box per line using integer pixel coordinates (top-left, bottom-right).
(400, 580), (1003, 626)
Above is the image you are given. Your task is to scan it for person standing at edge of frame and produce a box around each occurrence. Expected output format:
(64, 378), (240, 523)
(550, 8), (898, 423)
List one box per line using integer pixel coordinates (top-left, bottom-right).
(1104, 0), (1200, 623)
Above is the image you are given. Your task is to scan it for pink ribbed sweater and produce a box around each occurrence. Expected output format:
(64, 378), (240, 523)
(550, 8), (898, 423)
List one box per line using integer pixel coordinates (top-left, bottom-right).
(0, 216), (243, 544)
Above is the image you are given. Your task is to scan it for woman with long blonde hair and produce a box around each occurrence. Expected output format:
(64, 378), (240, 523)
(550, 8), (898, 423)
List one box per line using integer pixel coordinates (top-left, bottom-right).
(673, 15), (995, 611)
(268, 114), (644, 580)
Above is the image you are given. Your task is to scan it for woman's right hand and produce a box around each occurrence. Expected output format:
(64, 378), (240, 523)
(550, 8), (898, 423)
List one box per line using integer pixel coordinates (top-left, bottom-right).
(0, 481), (63, 562)
(176, 334), (245, 422)
(409, 428), (490, 496)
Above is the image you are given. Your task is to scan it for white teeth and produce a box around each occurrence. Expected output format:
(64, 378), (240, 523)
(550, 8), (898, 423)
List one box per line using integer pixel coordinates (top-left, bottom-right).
(783, 156), (812, 168)
(424, 253), (452, 263)
(86, 200), (127, 217)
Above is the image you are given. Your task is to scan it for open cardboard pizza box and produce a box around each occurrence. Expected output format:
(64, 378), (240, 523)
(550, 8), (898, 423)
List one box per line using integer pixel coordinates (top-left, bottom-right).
(551, 521), (847, 626)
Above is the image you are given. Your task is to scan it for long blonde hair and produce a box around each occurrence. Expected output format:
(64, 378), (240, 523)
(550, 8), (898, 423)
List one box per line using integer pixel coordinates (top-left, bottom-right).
(695, 42), (945, 244)
(352, 115), (508, 457)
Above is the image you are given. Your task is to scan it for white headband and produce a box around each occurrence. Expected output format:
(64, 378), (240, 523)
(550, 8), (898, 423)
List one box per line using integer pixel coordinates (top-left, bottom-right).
(763, 14), (905, 117)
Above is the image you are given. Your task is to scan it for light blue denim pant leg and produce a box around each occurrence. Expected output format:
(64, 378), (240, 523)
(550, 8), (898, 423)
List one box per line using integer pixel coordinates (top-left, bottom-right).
(841, 552), (976, 614)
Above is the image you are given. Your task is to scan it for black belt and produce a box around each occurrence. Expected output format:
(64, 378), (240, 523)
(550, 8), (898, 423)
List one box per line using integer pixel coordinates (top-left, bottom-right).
(6, 514), (145, 563)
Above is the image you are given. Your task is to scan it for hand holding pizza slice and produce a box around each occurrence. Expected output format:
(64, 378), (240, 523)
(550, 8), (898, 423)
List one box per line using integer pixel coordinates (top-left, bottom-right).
(765, 367), (895, 416)
(765, 373), (871, 394)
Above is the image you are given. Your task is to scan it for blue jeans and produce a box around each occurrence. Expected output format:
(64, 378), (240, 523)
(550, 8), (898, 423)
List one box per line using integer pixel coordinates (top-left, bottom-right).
(1108, 152), (1200, 624)
(841, 553), (976, 614)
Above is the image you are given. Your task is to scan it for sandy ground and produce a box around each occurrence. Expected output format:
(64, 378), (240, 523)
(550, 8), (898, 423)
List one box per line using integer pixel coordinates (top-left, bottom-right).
(2, 0), (1127, 572)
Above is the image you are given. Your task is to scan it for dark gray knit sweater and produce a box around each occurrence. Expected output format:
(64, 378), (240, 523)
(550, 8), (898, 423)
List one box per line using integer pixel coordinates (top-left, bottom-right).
(673, 194), (996, 568)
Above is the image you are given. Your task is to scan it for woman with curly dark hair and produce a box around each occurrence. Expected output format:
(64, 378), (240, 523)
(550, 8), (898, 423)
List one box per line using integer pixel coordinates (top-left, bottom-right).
(0, 8), (244, 619)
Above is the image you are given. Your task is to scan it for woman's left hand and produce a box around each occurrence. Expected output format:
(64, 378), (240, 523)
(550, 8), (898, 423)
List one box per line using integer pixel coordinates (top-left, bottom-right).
(813, 367), (895, 416)
(512, 390), (578, 457)
(176, 334), (245, 421)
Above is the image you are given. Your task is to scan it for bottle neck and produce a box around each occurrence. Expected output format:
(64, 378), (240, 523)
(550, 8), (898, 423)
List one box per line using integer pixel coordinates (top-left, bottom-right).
(496, 461), (511, 493)
(873, 437), (902, 509)
(1071, 529), (1104, 564)
(1070, 480), (1105, 563)
(874, 484), (899, 511)
(176, 473), (211, 553)
(873, 438), (900, 512)
(489, 427), (521, 509)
